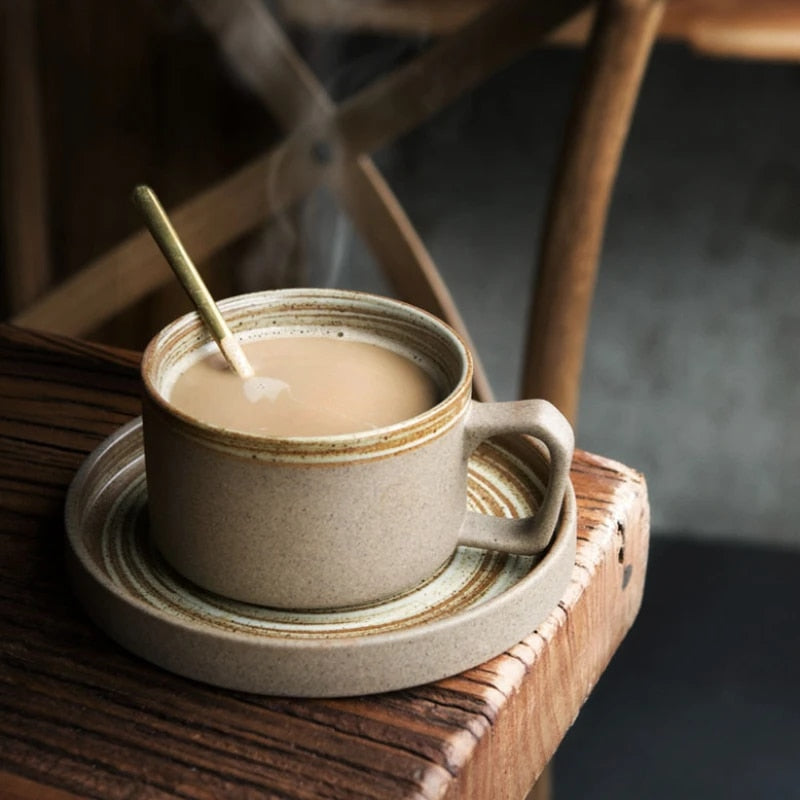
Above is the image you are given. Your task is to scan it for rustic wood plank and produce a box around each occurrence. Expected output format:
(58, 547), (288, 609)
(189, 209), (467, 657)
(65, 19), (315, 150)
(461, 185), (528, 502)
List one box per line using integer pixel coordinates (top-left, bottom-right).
(12, 0), (588, 343)
(522, 0), (664, 424)
(185, 0), (494, 400)
(0, 322), (648, 799)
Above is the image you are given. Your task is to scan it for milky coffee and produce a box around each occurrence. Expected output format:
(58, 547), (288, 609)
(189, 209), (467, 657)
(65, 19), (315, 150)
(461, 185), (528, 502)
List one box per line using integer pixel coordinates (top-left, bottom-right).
(168, 335), (439, 437)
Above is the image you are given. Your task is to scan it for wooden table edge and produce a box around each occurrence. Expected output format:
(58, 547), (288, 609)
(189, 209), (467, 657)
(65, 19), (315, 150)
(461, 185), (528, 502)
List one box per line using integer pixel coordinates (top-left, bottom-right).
(0, 323), (650, 800)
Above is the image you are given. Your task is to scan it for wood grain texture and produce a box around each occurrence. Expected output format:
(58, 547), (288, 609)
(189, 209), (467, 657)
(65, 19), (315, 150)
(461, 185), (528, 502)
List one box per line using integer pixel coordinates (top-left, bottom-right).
(522, 0), (664, 424)
(0, 323), (649, 799)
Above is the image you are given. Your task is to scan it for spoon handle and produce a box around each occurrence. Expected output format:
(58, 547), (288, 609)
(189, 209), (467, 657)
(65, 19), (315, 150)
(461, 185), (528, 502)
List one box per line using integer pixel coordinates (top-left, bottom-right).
(132, 185), (253, 378)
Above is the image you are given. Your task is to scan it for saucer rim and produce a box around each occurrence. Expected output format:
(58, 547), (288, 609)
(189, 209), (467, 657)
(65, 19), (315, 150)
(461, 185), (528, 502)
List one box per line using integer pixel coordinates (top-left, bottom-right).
(65, 417), (576, 695)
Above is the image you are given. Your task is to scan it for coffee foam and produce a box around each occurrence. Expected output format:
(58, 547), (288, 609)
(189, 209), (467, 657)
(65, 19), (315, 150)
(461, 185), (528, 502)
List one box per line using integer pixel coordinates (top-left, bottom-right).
(167, 333), (440, 437)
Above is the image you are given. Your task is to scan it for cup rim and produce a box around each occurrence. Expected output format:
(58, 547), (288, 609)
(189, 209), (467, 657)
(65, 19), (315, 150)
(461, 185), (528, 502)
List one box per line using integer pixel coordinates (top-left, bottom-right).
(141, 288), (474, 450)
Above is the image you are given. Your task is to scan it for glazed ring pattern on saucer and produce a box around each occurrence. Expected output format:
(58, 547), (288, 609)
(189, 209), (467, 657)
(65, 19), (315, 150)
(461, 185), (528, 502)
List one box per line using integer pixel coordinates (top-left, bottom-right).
(66, 418), (576, 697)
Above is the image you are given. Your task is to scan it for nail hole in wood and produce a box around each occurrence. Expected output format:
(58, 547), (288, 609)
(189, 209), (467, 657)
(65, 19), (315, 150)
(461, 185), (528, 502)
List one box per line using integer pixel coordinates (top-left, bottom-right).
(622, 564), (633, 590)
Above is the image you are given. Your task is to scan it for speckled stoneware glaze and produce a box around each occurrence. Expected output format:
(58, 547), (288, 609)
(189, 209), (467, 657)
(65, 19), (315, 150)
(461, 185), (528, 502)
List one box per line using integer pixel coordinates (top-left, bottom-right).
(65, 418), (576, 696)
(140, 289), (574, 609)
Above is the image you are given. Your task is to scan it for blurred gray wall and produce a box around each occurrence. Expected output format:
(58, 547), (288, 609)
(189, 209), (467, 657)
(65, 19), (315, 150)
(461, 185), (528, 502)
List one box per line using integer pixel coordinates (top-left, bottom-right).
(314, 43), (800, 546)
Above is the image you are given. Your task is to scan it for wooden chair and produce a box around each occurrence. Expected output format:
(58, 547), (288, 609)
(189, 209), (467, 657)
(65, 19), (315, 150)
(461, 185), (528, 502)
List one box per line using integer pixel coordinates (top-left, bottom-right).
(9, 0), (664, 426)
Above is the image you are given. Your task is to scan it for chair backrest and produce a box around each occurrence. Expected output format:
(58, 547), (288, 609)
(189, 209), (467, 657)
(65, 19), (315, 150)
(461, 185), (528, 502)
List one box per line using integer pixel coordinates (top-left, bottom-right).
(523, 0), (664, 422)
(7, 0), (664, 425)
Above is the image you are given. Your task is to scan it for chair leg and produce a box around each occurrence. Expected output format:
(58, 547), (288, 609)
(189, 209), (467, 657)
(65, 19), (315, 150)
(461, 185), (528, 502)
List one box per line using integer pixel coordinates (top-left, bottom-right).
(525, 762), (552, 800)
(522, 0), (665, 425)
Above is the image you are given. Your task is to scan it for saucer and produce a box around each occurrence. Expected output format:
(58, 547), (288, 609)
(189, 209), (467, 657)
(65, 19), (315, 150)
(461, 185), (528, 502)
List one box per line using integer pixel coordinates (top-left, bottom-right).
(65, 418), (576, 697)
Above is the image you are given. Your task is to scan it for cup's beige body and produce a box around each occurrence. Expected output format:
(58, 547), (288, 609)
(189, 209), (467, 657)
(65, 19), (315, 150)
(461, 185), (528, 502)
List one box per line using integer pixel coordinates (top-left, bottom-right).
(141, 290), (574, 610)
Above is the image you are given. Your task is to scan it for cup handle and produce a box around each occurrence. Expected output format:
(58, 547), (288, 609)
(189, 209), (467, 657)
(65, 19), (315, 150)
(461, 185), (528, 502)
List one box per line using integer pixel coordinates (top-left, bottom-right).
(458, 399), (574, 554)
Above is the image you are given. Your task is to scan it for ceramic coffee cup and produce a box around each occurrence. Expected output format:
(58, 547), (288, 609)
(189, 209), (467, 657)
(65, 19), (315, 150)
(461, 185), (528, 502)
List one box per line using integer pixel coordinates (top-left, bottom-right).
(141, 289), (574, 610)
